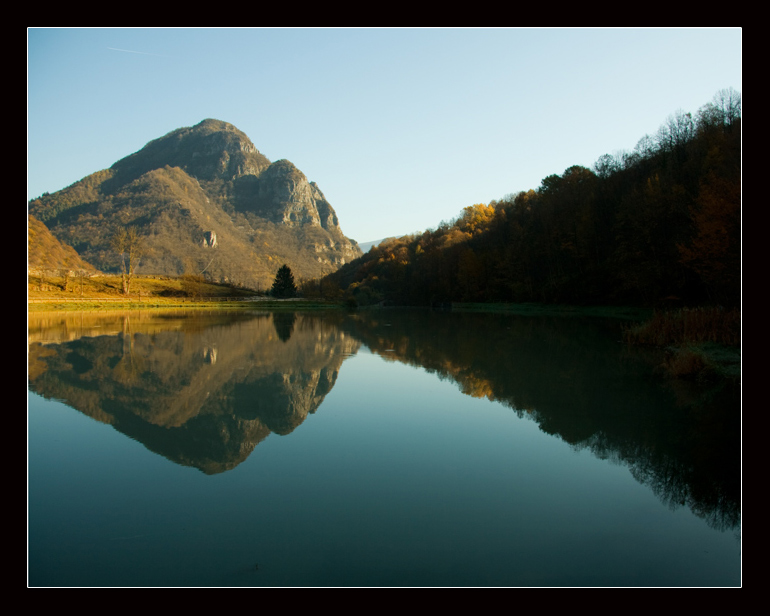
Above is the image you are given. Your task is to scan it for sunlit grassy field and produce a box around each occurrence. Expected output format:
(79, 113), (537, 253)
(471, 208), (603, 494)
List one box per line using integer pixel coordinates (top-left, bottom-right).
(27, 273), (339, 311)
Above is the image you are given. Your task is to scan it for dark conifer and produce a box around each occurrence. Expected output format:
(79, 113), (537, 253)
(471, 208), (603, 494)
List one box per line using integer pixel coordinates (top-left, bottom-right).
(271, 264), (297, 298)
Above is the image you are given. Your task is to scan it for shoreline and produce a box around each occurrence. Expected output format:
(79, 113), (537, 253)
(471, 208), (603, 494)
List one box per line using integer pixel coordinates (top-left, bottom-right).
(27, 297), (345, 311)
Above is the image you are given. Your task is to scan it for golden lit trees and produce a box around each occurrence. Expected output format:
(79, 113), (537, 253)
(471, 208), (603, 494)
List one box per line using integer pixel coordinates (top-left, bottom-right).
(456, 203), (495, 236)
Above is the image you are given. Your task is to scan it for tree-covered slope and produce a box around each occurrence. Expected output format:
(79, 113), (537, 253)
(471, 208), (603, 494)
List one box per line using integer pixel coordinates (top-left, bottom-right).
(324, 89), (741, 308)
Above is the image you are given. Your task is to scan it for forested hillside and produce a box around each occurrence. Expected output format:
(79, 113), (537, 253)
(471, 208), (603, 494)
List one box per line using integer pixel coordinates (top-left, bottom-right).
(322, 89), (741, 308)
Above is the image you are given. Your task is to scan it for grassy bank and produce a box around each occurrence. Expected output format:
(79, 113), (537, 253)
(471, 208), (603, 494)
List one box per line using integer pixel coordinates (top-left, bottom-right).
(28, 273), (343, 311)
(623, 307), (741, 382)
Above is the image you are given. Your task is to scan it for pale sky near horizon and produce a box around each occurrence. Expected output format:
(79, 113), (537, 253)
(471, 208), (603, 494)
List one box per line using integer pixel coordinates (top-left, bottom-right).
(27, 27), (741, 244)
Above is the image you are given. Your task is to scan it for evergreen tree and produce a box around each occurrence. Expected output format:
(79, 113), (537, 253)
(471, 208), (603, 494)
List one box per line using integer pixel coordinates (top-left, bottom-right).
(271, 264), (297, 298)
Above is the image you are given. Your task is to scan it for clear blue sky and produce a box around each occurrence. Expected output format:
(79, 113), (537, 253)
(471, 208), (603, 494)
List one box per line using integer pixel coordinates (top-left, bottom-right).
(27, 27), (741, 244)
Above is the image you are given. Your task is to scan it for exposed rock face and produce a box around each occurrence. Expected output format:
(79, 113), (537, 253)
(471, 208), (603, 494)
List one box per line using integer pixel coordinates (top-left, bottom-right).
(29, 119), (362, 289)
(256, 160), (329, 227)
(202, 231), (217, 248)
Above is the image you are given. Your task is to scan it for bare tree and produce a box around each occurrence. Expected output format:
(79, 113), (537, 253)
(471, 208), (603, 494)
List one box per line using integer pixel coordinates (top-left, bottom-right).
(656, 109), (695, 152)
(111, 227), (144, 295)
(712, 87), (741, 130)
(695, 87), (742, 133)
(60, 268), (71, 292)
(77, 269), (87, 297)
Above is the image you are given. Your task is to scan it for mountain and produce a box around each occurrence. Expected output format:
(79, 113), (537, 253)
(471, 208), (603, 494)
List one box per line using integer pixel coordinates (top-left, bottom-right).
(358, 237), (397, 253)
(28, 119), (362, 290)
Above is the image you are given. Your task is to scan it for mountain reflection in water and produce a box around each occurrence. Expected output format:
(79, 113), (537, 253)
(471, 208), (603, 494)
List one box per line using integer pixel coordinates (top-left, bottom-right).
(28, 310), (359, 474)
(28, 308), (740, 533)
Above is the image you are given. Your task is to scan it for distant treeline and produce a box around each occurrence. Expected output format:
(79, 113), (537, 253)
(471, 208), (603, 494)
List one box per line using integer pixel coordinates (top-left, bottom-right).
(319, 88), (741, 308)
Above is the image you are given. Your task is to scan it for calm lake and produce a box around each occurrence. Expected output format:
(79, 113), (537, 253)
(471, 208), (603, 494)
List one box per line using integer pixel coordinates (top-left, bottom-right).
(27, 308), (741, 587)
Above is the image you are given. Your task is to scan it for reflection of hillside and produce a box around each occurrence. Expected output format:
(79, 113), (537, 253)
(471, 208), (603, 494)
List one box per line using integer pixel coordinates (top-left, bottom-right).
(342, 310), (740, 532)
(28, 309), (740, 530)
(28, 310), (360, 474)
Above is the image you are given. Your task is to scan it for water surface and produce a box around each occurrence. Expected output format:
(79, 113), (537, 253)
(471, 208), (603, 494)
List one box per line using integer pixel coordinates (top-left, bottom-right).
(27, 309), (741, 586)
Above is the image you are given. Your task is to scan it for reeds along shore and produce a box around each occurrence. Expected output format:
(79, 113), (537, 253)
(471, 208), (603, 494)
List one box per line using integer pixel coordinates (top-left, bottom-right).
(623, 306), (740, 348)
(623, 307), (740, 382)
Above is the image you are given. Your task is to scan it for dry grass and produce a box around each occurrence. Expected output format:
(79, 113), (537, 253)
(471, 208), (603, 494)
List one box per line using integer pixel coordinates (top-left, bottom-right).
(27, 273), (257, 301)
(624, 307), (741, 383)
(623, 306), (740, 347)
(27, 273), (344, 312)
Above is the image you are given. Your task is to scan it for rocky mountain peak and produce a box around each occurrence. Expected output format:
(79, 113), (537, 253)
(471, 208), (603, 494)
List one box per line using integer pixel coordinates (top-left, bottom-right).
(110, 118), (272, 184)
(28, 119), (362, 290)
